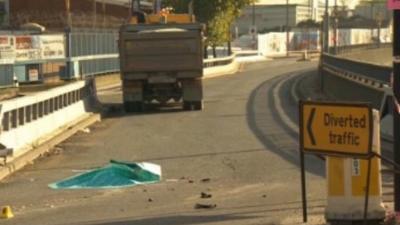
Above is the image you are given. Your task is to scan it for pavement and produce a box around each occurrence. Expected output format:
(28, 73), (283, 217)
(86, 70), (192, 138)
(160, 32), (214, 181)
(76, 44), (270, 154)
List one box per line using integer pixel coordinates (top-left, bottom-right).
(0, 58), (327, 225)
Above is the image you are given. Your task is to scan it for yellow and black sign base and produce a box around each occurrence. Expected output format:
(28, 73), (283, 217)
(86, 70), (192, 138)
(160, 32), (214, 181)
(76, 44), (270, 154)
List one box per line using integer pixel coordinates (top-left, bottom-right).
(299, 101), (385, 224)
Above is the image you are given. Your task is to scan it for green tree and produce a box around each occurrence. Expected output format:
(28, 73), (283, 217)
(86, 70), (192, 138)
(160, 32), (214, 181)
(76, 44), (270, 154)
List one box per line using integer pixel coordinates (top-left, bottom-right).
(163, 0), (255, 58)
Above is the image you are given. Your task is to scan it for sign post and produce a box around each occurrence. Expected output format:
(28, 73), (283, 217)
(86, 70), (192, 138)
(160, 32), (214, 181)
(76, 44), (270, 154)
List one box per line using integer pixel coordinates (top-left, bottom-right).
(300, 102), (373, 157)
(388, 0), (400, 214)
(299, 101), (375, 223)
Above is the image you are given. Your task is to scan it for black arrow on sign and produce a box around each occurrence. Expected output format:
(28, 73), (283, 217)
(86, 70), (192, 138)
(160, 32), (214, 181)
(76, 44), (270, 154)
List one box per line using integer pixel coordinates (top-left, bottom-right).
(307, 107), (316, 146)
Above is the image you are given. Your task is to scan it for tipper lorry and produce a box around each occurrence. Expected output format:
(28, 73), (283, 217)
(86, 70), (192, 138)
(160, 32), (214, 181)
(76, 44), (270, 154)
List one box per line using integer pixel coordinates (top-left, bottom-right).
(119, 0), (204, 112)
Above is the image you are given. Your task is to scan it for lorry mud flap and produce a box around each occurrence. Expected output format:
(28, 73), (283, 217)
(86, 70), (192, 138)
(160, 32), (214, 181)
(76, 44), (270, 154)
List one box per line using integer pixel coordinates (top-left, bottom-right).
(182, 78), (203, 110)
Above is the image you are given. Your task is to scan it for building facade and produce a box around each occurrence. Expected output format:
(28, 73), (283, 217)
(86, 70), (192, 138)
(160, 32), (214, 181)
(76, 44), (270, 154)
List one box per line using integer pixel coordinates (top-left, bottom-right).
(0, 0), (9, 27)
(234, 4), (326, 35)
(8, 0), (131, 30)
(354, 1), (391, 21)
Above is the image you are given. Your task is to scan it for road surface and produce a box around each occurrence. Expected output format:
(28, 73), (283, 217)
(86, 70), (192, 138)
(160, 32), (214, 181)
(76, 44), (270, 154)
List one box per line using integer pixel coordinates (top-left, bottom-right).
(0, 59), (326, 225)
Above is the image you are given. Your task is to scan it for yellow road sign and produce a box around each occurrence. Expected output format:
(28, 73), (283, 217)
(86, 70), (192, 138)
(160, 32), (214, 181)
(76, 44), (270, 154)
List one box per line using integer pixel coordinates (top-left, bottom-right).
(300, 101), (373, 157)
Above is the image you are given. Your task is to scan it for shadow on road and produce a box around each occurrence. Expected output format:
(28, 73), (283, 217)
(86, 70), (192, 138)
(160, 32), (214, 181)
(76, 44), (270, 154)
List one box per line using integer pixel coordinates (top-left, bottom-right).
(246, 75), (325, 177)
(63, 200), (325, 225)
(99, 102), (197, 119)
(68, 214), (260, 225)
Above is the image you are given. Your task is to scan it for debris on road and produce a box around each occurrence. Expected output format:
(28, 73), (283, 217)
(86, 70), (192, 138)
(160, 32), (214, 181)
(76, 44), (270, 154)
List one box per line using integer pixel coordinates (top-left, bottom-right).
(201, 192), (212, 199)
(148, 198), (153, 202)
(166, 179), (179, 182)
(201, 178), (211, 183)
(194, 203), (217, 209)
(49, 160), (161, 189)
(80, 128), (91, 134)
(53, 146), (63, 155)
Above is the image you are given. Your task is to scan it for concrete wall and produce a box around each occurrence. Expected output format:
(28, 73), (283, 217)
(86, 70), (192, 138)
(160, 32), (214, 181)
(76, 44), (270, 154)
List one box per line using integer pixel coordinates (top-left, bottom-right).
(0, 80), (96, 156)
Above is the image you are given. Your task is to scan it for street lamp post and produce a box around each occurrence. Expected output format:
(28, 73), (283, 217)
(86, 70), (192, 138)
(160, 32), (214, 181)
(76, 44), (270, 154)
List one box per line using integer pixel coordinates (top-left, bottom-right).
(4, 0), (9, 27)
(251, 2), (256, 50)
(333, 0), (338, 54)
(286, 0), (289, 57)
(375, 12), (383, 48)
(65, 0), (72, 79)
(252, 2), (255, 28)
(65, 0), (72, 29)
(323, 0), (329, 53)
(93, 0), (97, 29)
(393, 9), (400, 214)
(102, 0), (106, 28)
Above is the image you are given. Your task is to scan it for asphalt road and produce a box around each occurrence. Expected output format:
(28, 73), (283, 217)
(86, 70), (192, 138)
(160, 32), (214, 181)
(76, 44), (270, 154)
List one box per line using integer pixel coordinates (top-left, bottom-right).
(0, 59), (326, 225)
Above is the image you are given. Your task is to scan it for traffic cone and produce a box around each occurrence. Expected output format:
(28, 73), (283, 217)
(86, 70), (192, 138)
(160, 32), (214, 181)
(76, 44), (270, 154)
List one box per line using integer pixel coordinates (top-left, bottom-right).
(1, 206), (14, 219)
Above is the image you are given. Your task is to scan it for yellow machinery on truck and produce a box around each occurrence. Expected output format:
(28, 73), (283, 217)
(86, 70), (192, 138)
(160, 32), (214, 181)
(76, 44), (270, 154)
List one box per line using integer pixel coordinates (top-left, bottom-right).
(119, 0), (204, 112)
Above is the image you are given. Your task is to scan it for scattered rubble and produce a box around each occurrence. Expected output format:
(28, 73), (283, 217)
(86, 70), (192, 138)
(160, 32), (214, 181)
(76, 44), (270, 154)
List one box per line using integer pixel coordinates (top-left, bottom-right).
(201, 178), (211, 183)
(194, 203), (217, 209)
(80, 128), (91, 134)
(201, 192), (212, 199)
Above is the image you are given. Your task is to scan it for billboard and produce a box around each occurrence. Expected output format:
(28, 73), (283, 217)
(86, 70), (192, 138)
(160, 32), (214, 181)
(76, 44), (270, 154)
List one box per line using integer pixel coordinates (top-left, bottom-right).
(40, 35), (65, 60)
(13, 35), (65, 62)
(15, 36), (41, 61)
(0, 35), (14, 64)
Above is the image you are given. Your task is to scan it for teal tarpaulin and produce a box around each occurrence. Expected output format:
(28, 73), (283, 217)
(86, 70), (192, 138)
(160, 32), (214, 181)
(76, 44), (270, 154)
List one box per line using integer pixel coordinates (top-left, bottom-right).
(49, 160), (161, 189)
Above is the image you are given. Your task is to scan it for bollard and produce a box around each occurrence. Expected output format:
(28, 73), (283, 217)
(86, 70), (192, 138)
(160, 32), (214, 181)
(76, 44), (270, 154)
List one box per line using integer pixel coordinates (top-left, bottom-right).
(325, 110), (385, 223)
(1, 206), (14, 219)
(13, 74), (18, 88)
(298, 50), (310, 61)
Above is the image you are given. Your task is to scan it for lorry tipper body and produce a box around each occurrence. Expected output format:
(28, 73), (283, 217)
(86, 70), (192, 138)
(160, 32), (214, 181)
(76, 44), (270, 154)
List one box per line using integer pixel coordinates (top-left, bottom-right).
(119, 1), (204, 112)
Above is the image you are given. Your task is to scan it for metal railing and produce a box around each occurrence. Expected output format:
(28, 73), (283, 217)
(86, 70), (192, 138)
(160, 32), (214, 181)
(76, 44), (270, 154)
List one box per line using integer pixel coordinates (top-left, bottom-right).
(320, 48), (393, 117)
(203, 54), (236, 68)
(329, 43), (392, 55)
(0, 79), (97, 154)
(0, 27), (240, 88)
(321, 54), (392, 84)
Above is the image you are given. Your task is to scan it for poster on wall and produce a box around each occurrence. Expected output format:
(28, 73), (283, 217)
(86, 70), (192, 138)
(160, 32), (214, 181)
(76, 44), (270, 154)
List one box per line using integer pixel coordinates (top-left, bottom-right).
(291, 31), (319, 50)
(258, 32), (287, 56)
(40, 35), (65, 60)
(0, 35), (14, 64)
(28, 68), (39, 81)
(15, 36), (41, 62)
